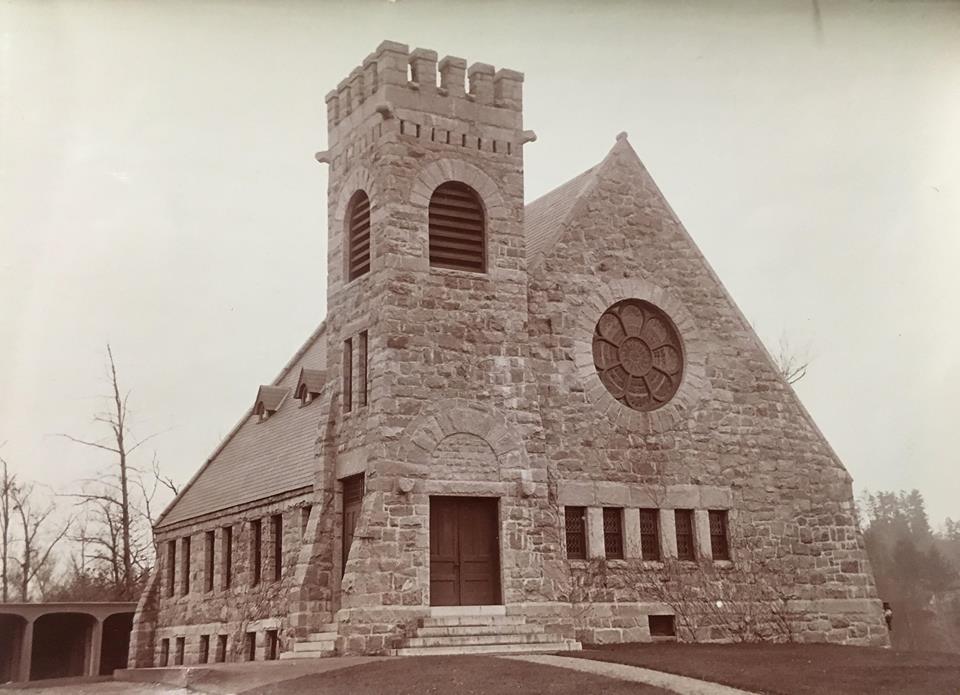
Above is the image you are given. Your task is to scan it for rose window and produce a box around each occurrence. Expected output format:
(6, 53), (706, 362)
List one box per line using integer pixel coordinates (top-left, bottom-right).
(592, 299), (684, 412)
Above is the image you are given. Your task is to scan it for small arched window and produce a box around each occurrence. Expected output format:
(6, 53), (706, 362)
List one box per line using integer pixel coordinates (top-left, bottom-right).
(346, 190), (371, 281)
(428, 181), (485, 273)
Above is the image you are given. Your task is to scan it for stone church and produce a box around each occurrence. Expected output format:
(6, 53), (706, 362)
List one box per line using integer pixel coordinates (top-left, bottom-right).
(128, 41), (889, 665)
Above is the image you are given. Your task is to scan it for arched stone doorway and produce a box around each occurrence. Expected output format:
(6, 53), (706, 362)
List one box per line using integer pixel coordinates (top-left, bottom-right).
(99, 612), (134, 675)
(30, 612), (96, 680)
(0, 614), (27, 683)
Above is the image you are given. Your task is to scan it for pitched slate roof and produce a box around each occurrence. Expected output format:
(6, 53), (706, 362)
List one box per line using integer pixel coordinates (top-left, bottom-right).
(156, 322), (328, 528)
(524, 165), (598, 266)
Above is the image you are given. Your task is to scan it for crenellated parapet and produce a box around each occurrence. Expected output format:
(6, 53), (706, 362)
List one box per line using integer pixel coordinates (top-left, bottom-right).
(325, 40), (524, 148)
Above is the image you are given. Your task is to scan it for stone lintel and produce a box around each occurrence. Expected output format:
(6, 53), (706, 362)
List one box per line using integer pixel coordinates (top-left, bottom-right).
(336, 447), (368, 480)
(557, 482), (732, 510)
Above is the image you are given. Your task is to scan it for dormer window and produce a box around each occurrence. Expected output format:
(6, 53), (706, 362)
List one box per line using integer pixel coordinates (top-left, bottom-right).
(253, 385), (288, 422)
(294, 368), (325, 406)
(428, 181), (485, 272)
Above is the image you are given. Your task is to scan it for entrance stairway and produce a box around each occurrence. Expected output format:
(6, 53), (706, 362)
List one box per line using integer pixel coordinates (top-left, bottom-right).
(390, 606), (582, 656)
(279, 623), (338, 660)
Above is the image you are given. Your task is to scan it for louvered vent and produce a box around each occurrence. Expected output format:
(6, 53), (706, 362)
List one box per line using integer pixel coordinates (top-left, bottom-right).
(346, 190), (370, 280)
(428, 181), (485, 272)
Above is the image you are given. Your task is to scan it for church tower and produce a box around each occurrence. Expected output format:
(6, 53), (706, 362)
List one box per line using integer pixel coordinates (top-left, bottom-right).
(315, 41), (558, 649)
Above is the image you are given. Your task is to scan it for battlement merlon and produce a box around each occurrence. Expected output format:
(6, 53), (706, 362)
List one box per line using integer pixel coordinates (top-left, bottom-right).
(325, 40), (524, 146)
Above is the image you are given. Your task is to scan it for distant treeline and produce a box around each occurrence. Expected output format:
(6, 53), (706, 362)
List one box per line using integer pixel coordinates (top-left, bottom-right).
(859, 489), (960, 652)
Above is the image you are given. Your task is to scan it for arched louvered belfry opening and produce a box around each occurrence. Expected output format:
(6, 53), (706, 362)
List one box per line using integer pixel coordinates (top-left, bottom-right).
(345, 190), (371, 281)
(428, 181), (486, 273)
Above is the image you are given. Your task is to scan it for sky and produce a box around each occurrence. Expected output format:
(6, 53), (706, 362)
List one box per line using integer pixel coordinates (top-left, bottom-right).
(1, 0), (958, 528)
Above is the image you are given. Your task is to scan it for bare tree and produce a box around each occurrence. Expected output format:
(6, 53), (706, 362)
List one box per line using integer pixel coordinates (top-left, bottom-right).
(775, 332), (811, 385)
(57, 344), (172, 599)
(11, 482), (71, 601)
(1, 449), (15, 602)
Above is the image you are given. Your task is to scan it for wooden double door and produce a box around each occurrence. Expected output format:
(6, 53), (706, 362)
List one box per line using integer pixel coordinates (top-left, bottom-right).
(429, 496), (501, 606)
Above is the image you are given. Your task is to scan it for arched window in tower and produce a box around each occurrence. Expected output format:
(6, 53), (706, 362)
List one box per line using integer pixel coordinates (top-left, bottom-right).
(428, 181), (486, 273)
(346, 190), (371, 281)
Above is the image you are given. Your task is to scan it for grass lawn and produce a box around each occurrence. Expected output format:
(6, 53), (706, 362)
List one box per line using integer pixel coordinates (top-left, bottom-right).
(569, 643), (960, 695)
(244, 655), (673, 695)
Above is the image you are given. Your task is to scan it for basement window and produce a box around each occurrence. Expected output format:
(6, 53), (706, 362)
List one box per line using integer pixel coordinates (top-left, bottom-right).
(174, 637), (185, 666)
(266, 630), (279, 661)
(649, 615), (676, 638)
(159, 639), (169, 667)
(215, 635), (227, 663)
(199, 635), (209, 664)
(245, 632), (256, 661)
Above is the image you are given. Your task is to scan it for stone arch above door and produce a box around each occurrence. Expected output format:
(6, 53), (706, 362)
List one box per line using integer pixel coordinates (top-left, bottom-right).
(395, 399), (528, 478)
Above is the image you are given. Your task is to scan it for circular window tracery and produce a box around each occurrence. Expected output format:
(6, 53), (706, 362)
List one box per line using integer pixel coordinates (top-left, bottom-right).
(592, 299), (684, 412)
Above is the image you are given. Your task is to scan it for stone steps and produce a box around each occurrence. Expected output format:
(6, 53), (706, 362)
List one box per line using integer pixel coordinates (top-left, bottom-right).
(280, 628), (338, 660)
(404, 632), (561, 648)
(391, 641), (581, 657)
(421, 614), (526, 628)
(390, 606), (581, 657)
(416, 623), (543, 638)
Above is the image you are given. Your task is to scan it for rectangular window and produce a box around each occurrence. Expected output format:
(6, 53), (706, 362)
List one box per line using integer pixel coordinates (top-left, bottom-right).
(222, 526), (233, 590)
(358, 330), (368, 407)
(300, 505), (312, 540)
(180, 536), (191, 595)
(271, 513), (283, 582)
(174, 637), (185, 666)
(166, 540), (176, 597)
(204, 531), (215, 593)
(709, 510), (731, 561)
(245, 632), (257, 661)
(199, 635), (210, 664)
(159, 638), (169, 667)
(675, 509), (695, 561)
(266, 629), (279, 661)
(343, 338), (352, 413)
(564, 506), (586, 560)
(639, 509), (660, 561)
(250, 519), (262, 586)
(215, 635), (227, 663)
(649, 615), (676, 637)
(603, 507), (624, 560)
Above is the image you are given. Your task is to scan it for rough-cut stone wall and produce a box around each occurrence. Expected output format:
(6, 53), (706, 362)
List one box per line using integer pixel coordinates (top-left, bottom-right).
(134, 491), (313, 666)
(526, 135), (888, 646)
(315, 41), (564, 654)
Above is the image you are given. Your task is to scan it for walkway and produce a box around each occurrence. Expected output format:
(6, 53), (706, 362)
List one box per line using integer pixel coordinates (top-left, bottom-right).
(505, 654), (759, 695)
